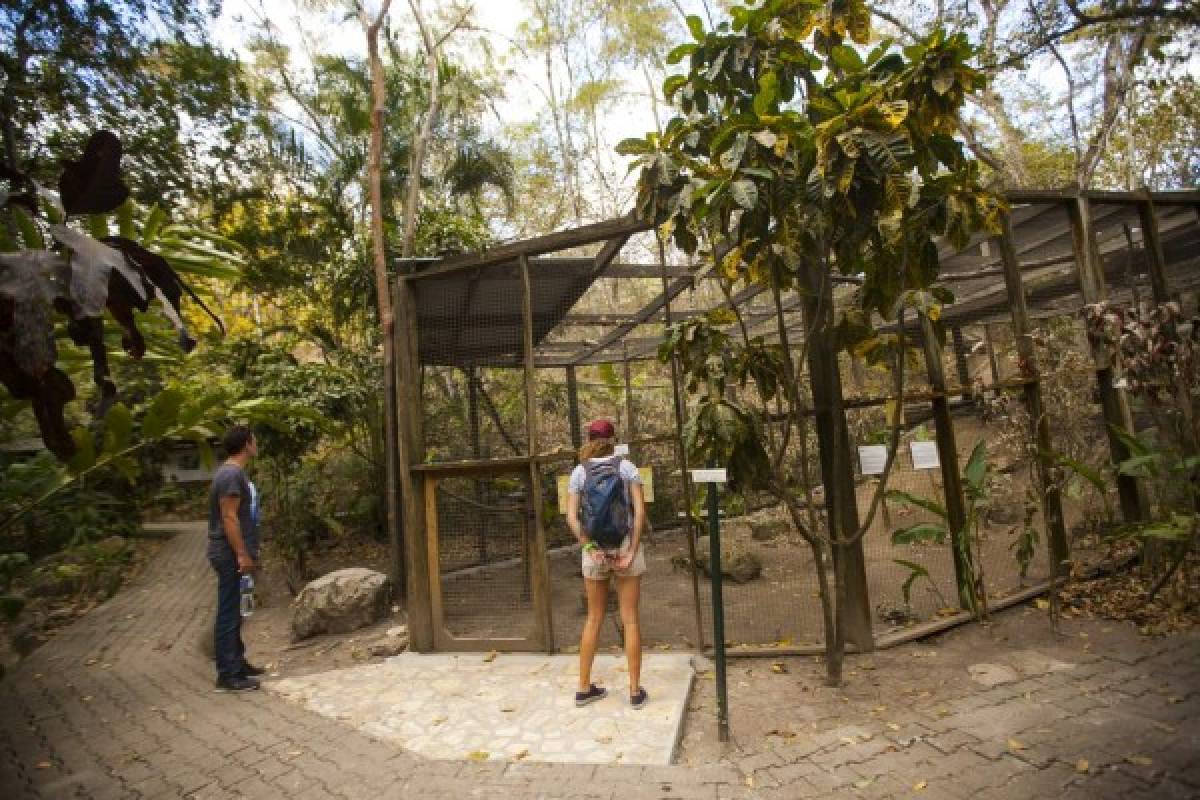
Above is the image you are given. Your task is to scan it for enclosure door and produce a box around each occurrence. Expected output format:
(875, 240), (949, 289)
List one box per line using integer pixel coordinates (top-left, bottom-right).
(424, 468), (552, 652)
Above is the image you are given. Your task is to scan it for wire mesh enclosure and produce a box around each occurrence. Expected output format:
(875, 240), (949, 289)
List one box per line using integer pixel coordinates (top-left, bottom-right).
(392, 191), (1200, 656)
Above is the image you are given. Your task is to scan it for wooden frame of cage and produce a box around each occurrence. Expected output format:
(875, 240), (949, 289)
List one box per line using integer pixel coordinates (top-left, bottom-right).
(391, 187), (1200, 655)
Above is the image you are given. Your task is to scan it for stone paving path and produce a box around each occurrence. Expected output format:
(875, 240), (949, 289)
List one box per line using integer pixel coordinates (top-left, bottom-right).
(267, 652), (694, 765)
(0, 521), (1196, 799)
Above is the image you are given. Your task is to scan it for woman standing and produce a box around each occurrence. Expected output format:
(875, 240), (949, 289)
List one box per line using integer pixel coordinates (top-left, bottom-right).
(565, 418), (648, 709)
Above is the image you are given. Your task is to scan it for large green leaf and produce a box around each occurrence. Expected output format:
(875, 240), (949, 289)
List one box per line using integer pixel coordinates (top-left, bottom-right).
(102, 403), (134, 455)
(893, 558), (929, 605)
(686, 14), (705, 42)
(142, 388), (187, 439)
(1046, 450), (1106, 494)
(963, 440), (988, 492)
(730, 179), (758, 210)
(892, 523), (949, 545)
(885, 489), (947, 519)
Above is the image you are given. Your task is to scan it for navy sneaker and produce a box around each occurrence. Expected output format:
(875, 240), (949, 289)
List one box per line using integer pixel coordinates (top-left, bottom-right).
(215, 675), (260, 693)
(630, 687), (648, 710)
(240, 662), (266, 678)
(575, 684), (607, 707)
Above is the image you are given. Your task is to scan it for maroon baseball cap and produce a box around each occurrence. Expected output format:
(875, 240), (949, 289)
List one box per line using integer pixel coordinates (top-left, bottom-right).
(586, 419), (615, 440)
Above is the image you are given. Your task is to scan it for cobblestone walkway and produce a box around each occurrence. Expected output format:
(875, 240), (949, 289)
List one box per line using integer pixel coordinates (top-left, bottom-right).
(1, 522), (1196, 799)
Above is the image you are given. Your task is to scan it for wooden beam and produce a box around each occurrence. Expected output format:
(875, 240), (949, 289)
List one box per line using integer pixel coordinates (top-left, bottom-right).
(566, 365), (582, 449)
(1067, 194), (1146, 523)
(521, 255), (555, 652)
(996, 215), (1070, 581)
(1135, 188), (1171, 303)
(403, 214), (652, 280)
(392, 278), (433, 652)
(919, 313), (977, 612)
(559, 277), (697, 365)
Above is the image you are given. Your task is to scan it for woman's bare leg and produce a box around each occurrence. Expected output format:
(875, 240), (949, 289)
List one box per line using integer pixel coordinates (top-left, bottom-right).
(579, 577), (609, 691)
(615, 575), (642, 695)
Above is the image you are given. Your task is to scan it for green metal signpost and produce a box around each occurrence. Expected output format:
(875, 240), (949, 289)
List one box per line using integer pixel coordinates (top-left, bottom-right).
(693, 465), (730, 742)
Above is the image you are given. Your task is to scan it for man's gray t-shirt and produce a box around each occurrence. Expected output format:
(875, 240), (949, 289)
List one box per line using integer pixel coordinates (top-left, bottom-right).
(207, 464), (258, 560)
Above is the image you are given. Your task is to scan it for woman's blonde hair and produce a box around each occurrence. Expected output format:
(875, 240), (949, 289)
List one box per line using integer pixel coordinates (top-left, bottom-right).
(579, 436), (615, 462)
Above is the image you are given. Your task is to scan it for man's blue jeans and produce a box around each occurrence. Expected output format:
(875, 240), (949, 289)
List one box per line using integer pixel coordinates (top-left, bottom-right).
(209, 551), (246, 680)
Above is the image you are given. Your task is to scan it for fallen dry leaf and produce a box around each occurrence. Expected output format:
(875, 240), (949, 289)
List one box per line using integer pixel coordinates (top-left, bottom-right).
(511, 749), (529, 761)
(1126, 755), (1153, 766)
(766, 729), (797, 739)
(770, 662), (788, 674)
(1035, 598), (1050, 610)
(1075, 759), (1089, 773)
(913, 780), (928, 791)
(500, 706), (516, 713)
(467, 750), (490, 761)
(483, 651), (498, 663)
(854, 778), (874, 789)
(1007, 738), (1026, 751)
(887, 723), (901, 731)
(35, 761), (51, 770)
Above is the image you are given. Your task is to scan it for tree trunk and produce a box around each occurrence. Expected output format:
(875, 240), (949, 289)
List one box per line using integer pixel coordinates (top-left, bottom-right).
(360, 0), (405, 596)
(402, 0), (443, 260)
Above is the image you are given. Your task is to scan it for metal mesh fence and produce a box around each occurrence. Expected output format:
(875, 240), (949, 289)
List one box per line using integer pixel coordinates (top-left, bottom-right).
(400, 195), (1200, 653)
(433, 471), (536, 641)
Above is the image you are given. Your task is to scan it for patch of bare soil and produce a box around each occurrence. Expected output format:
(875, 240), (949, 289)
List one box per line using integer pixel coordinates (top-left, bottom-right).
(1059, 540), (1200, 636)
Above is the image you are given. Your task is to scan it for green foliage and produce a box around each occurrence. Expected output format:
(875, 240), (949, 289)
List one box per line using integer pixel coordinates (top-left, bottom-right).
(889, 440), (990, 614)
(625, 3), (1002, 330)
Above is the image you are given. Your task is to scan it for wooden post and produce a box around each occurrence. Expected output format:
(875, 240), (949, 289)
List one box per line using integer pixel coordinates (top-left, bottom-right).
(466, 366), (482, 457)
(801, 272), (874, 651)
(566, 365), (582, 450)
(1066, 194), (1146, 523)
(393, 277), (433, 652)
(1134, 189), (1171, 304)
(951, 327), (971, 395)
(521, 255), (555, 651)
(918, 314), (977, 612)
(623, 348), (638, 460)
(996, 217), (1070, 580)
(466, 366), (487, 564)
(983, 323), (1001, 395)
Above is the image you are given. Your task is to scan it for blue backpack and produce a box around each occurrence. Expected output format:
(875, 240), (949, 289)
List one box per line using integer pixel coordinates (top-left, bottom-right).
(580, 456), (632, 549)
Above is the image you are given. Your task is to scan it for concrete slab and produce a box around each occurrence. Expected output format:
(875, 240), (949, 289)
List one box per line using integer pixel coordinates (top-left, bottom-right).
(265, 652), (695, 766)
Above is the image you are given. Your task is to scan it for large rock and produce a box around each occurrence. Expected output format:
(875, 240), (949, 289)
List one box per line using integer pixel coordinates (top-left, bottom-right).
(750, 519), (789, 542)
(290, 568), (392, 642)
(725, 551), (763, 584)
(693, 541), (764, 584)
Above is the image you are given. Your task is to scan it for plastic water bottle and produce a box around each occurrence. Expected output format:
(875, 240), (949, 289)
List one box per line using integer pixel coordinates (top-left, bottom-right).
(239, 574), (255, 617)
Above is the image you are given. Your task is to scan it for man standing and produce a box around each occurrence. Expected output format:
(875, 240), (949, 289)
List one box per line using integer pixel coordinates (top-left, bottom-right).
(208, 425), (264, 691)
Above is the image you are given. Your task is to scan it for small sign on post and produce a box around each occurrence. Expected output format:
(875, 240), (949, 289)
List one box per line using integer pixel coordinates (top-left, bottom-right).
(690, 465), (730, 744)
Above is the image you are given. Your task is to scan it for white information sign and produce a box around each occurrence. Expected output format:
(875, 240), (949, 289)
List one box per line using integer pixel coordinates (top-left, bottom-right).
(690, 468), (728, 483)
(858, 445), (888, 476)
(910, 441), (941, 471)
(614, 443), (630, 456)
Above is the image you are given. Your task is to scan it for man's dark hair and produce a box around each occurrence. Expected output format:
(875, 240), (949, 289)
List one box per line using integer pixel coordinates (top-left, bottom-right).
(222, 425), (255, 456)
